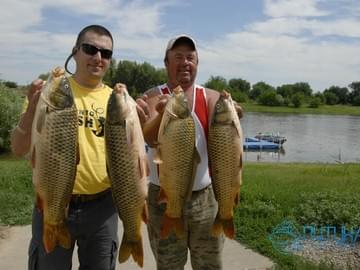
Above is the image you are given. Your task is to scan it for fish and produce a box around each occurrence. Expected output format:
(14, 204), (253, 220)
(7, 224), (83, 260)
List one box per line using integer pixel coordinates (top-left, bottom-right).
(30, 67), (78, 253)
(105, 87), (148, 268)
(208, 90), (243, 239)
(154, 86), (198, 239)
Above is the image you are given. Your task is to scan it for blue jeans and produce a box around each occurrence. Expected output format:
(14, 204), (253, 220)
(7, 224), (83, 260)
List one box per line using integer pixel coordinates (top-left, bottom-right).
(28, 190), (119, 270)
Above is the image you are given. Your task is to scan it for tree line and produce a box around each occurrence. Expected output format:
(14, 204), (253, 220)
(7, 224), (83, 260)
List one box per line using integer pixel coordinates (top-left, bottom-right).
(1, 60), (359, 152)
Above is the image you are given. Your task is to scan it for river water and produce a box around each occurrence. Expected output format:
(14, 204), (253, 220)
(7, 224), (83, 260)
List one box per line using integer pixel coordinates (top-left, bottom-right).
(241, 113), (360, 163)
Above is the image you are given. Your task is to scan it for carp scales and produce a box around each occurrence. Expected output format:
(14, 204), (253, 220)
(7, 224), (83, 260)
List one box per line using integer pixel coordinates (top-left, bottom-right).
(31, 67), (78, 253)
(208, 91), (243, 239)
(154, 86), (198, 239)
(105, 87), (148, 268)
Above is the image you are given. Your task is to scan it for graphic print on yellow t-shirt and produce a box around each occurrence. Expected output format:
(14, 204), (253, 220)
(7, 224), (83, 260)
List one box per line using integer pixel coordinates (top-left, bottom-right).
(69, 77), (112, 195)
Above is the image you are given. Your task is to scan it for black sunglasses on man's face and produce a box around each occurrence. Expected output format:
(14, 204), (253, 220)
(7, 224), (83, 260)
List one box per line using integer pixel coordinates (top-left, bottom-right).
(80, 43), (113, 59)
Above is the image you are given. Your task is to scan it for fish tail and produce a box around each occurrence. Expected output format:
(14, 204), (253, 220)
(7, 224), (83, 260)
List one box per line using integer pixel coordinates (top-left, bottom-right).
(57, 222), (72, 249)
(211, 215), (223, 237)
(222, 218), (235, 239)
(211, 216), (235, 239)
(118, 234), (144, 268)
(43, 222), (71, 253)
(160, 214), (185, 239)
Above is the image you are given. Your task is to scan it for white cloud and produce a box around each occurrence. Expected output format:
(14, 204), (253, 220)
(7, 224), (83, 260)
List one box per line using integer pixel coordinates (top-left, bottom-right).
(248, 17), (360, 38)
(264, 0), (329, 18)
(198, 31), (360, 91)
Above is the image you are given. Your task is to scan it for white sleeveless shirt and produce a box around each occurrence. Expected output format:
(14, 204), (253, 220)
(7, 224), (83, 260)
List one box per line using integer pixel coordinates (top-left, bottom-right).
(147, 84), (212, 191)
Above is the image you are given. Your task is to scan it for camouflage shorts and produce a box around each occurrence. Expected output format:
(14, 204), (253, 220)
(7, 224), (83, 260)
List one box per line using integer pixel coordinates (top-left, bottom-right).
(147, 183), (225, 270)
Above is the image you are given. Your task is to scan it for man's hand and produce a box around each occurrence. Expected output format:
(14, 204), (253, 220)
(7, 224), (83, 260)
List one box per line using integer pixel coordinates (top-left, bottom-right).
(26, 79), (43, 113)
(155, 94), (171, 114)
(136, 94), (150, 125)
(233, 101), (244, 119)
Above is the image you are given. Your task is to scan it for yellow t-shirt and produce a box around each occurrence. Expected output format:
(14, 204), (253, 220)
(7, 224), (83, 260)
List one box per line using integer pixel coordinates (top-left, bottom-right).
(24, 77), (112, 194)
(69, 77), (112, 194)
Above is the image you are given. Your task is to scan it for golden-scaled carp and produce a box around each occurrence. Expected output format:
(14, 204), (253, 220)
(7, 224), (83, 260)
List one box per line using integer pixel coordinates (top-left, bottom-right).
(31, 67), (78, 253)
(208, 91), (243, 239)
(154, 86), (198, 239)
(105, 87), (148, 268)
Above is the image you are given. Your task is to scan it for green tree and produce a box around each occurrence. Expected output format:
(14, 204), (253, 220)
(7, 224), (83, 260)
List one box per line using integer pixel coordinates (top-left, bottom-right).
(308, 97), (321, 108)
(204, 76), (228, 91)
(0, 85), (23, 152)
(348, 82), (360, 106)
(250, 81), (275, 100)
(324, 91), (339, 105)
(228, 78), (250, 95)
(323, 86), (349, 104)
(276, 84), (294, 99)
(291, 93), (304, 108)
(3, 81), (18, 88)
(103, 59), (117, 87)
(292, 82), (313, 97)
(258, 91), (284, 106)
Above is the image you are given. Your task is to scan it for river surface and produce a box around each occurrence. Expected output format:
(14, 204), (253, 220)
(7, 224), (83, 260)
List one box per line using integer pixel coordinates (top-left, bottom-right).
(241, 113), (360, 163)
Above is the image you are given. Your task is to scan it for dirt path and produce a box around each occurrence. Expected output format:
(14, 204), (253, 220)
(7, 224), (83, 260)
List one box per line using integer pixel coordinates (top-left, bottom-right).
(0, 224), (275, 270)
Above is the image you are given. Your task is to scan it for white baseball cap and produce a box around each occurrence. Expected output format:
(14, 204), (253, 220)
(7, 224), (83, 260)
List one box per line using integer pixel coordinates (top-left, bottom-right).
(165, 34), (197, 60)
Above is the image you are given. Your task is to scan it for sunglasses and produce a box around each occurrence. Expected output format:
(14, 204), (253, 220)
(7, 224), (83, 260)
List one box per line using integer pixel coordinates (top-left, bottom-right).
(80, 43), (113, 59)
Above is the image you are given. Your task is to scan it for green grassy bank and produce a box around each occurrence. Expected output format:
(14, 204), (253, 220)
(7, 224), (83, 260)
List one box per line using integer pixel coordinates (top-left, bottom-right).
(1, 156), (360, 269)
(242, 103), (360, 116)
(235, 162), (360, 269)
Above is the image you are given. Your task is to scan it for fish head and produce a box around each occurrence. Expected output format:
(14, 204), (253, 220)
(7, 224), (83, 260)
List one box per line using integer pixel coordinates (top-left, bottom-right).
(168, 86), (190, 119)
(45, 67), (73, 109)
(212, 91), (233, 124)
(106, 91), (131, 125)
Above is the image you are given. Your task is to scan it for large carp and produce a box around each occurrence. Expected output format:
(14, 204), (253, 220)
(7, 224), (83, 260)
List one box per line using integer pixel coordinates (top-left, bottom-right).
(31, 67), (78, 253)
(154, 86), (198, 239)
(105, 87), (148, 268)
(208, 91), (243, 239)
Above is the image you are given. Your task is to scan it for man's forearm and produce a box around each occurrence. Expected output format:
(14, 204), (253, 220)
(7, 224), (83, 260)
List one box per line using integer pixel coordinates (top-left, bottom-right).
(142, 113), (163, 147)
(10, 108), (36, 157)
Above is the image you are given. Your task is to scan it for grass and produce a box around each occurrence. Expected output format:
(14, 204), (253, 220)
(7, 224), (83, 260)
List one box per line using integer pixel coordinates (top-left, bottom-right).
(0, 154), (33, 225)
(235, 162), (360, 269)
(1, 154), (360, 269)
(241, 103), (360, 116)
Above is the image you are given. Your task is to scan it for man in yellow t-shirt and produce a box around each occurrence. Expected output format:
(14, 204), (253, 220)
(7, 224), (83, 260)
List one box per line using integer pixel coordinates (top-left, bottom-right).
(11, 25), (121, 270)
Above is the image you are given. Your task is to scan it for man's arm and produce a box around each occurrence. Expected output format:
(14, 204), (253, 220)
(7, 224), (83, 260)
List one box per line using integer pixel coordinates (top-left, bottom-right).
(10, 79), (43, 157)
(136, 88), (170, 147)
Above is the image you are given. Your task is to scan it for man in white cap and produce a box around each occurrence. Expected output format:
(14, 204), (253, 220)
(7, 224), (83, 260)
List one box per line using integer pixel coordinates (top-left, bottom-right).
(137, 35), (225, 269)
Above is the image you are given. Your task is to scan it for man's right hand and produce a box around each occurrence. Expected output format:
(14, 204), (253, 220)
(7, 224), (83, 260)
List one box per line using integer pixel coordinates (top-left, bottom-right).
(26, 79), (43, 113)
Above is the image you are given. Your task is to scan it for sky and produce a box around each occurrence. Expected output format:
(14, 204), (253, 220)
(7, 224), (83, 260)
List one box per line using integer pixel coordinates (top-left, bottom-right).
(1, 0), (360, 92)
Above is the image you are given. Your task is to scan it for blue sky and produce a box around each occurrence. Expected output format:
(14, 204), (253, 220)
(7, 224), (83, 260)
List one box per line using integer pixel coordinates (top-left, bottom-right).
(1, 0), (360, 92)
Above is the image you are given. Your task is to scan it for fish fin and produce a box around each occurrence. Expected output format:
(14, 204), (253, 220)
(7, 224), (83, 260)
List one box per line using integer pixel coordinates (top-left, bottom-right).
(138, 156), (148, 180)
(43, 222), (72, 253)
(76, 143), (80, 165)
(31, 147), (36, 169)
(157, 187), (168, 204)
(118, 234), (144, 268)
(160, 214), (185, 239)
(234, 191), (240, 205)
(36, 194), (43, 211)
(142, 202), (149, 224)
(222, 218), (235, 239)
(57, 222), (72, 250)
(153, 146), (163, 164)
(211, 215), (223, 237)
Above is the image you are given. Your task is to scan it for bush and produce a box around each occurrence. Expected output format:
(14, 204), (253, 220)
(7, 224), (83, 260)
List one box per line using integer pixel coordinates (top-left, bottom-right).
(258, 91), (284, 106)
(324, 92), (339, 105)
(308, 97), (321, 108)
(291, 93), (304, 108)
(352, 96), (360, 106)
(0, 85), (24, 152)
